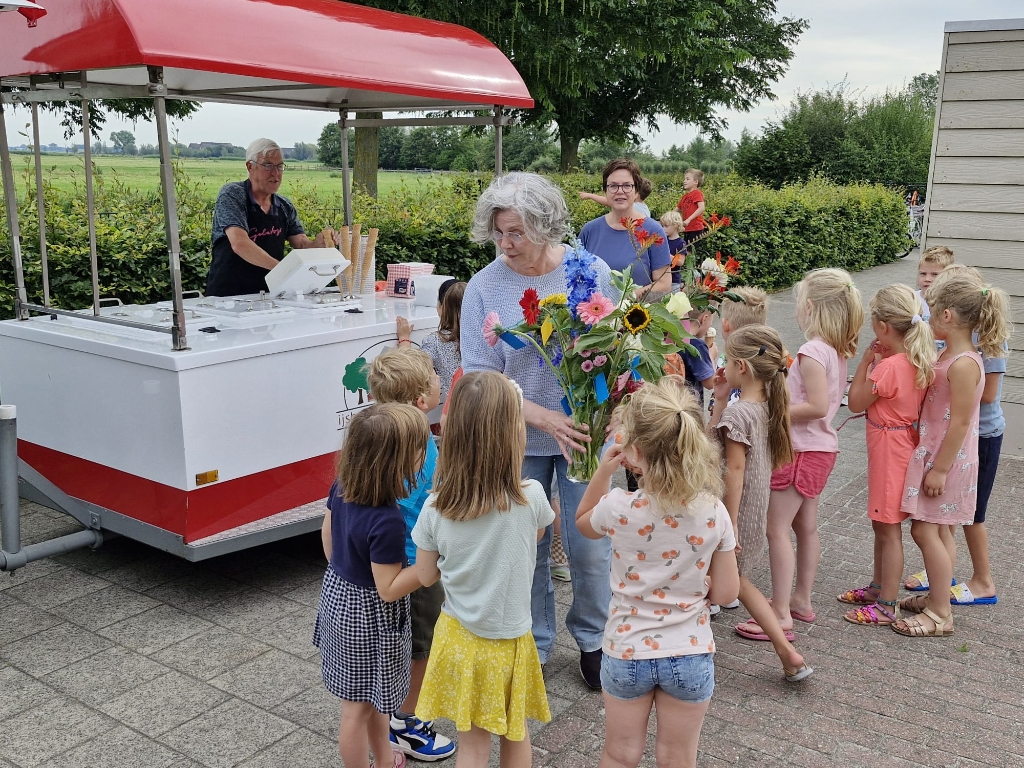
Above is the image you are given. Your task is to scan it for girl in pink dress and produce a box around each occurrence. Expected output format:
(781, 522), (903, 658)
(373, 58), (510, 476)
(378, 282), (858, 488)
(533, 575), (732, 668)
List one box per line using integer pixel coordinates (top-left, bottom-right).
(840, 285), (936, 626)
(896, 268), (1010, 637)
(763, 269), (864, 634)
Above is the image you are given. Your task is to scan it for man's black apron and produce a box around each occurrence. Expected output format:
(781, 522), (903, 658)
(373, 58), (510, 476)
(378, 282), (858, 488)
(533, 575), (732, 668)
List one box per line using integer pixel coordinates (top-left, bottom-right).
(206, 192), (288, 296)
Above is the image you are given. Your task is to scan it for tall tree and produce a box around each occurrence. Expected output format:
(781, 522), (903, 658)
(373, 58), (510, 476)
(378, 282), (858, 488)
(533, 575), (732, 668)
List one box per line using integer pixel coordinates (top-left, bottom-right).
(350, 0), (805, 171)
(109, 130), (137, 155)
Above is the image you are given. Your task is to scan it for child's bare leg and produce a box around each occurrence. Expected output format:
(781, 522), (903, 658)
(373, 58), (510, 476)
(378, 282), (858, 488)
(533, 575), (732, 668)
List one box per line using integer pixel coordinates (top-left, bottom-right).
(766, 487), (803, 620)
(339, 701), (392, 768)
(652, 689), (711, 768)
(871, 526), (884, 587)
(498, 733), (532, 768)
(941, 524), (957, 576)
(455, 725), (492, 768)
(963, 522), (997, 597)
(398, 658), (427, 715)
(599, 690), (654, 768)
(901, 521), (953, 626)
(790, 495), (820, 617)
(876, 521), (904, 604)
(738, 578), (804, 672)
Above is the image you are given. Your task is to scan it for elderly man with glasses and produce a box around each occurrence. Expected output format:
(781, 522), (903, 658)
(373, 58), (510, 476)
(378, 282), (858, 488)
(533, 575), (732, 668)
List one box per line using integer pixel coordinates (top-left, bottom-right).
(206, 138), (336, 296)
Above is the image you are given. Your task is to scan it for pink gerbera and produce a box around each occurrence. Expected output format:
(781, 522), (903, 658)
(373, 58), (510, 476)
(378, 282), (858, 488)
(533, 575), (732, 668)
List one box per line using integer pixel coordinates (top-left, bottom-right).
(576, 292), (615, 325)
(482, 311), (501, 347)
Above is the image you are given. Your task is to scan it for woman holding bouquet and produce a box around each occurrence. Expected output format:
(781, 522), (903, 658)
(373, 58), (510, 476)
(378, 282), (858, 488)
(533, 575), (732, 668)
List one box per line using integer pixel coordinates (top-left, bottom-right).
(461, 172), (616, 690)
(580, 159), (673, 296)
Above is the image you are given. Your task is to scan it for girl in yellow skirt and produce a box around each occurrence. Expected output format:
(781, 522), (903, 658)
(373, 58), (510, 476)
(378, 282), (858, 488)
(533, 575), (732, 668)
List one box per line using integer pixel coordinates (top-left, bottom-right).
(410, 371), (553, 768)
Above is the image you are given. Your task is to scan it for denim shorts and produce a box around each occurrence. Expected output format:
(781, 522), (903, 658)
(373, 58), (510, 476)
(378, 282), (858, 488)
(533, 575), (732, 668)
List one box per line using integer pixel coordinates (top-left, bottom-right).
(601, 652), (715, 703)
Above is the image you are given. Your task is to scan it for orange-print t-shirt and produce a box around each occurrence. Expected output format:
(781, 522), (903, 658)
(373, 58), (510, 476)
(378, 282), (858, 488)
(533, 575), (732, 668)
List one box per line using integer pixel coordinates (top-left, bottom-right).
(590, 488), (735, 660)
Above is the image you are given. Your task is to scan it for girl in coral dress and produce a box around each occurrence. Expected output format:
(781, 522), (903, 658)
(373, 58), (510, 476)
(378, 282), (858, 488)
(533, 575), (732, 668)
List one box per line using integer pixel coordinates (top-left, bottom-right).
(840, 284), (936, 626)
(896, 268), (1010, 637)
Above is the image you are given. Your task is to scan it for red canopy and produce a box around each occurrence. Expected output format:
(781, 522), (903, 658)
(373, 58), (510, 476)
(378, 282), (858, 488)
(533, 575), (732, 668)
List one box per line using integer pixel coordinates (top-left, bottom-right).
(0, 0), (533, 111)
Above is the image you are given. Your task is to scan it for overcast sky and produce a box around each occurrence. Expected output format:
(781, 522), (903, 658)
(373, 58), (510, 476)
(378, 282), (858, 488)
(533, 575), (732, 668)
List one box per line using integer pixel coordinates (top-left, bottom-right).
(15, 0), (1024, 154)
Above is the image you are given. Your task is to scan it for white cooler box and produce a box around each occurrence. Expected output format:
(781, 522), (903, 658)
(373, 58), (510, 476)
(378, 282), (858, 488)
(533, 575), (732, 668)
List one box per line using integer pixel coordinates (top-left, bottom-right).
(266, 247), (350, 297)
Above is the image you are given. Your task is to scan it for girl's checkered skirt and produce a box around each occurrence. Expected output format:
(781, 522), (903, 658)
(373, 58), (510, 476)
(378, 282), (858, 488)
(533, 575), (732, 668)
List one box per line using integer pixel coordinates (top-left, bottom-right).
(313, 565), (411, 713)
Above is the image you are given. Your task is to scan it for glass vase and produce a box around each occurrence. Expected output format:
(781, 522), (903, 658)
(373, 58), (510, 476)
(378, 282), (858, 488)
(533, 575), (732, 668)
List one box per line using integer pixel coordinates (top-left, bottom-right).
(565, 407), (610, 484)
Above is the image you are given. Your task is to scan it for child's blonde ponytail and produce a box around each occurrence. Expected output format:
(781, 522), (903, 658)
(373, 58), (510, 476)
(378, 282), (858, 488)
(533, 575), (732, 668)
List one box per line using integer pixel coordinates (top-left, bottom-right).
(977, 286), (1011, 358)
(926, 267), (1011, 358)
(724, 325), (794, 470)
(870, 284), (936, 389)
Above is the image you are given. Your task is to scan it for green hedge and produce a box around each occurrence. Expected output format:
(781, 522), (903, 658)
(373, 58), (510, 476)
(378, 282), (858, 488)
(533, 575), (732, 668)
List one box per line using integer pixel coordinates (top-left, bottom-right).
(1, 168), (910, 317)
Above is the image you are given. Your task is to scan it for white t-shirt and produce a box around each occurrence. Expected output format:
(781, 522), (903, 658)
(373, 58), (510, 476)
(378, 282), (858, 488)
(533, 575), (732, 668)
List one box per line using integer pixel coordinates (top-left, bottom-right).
(589, 488), (735, 659)
(412, 479), (554, 640)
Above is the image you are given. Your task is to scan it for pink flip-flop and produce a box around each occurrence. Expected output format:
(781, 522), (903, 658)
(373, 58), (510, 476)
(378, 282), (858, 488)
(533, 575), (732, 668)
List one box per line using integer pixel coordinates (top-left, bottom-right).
(734, 621), (795, 642)
(790, 609), (816, 624)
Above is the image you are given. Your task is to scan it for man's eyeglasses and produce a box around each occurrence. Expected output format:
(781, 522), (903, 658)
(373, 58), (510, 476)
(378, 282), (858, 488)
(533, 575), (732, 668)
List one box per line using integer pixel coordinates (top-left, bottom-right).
(605, 183), (635, 193)
(491, 230), (525, 244)
(252, 161), (287, 172)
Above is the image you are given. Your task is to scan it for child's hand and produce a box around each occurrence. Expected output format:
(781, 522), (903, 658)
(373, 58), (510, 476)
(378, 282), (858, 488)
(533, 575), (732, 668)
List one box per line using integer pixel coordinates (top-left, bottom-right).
(599, 443), (625, 474)
(396, 316), (413, 342)
(712, 367), (731, 402)
(923, 468), (947, 497)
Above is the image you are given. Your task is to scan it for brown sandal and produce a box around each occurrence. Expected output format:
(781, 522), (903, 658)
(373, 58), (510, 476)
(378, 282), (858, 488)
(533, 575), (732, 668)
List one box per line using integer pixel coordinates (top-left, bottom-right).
(897, 594), (929, 614)
(891, 607), (953, 637)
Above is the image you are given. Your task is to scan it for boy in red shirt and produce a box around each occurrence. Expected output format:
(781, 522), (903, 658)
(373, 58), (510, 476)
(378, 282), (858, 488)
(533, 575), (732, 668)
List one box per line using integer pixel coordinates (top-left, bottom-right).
(677, 168), (707, 248)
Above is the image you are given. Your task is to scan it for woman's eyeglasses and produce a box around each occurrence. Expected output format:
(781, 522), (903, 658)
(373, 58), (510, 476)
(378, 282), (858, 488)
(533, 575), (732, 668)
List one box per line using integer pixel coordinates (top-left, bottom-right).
(605, 183), (635, 193)
(491, 230), (525, 244)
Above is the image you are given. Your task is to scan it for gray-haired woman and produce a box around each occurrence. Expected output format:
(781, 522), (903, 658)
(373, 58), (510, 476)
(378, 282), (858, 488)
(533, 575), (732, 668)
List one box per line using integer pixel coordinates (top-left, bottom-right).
(460, 172), (614, 689)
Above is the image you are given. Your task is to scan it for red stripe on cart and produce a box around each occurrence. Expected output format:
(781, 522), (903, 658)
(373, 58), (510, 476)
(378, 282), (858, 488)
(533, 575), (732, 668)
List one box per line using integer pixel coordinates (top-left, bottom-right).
(18, 441), (335, 543)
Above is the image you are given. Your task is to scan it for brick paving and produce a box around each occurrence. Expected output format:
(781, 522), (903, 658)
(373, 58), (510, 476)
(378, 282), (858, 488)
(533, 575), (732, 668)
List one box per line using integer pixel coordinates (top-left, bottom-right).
(1, 252), (1022, 767)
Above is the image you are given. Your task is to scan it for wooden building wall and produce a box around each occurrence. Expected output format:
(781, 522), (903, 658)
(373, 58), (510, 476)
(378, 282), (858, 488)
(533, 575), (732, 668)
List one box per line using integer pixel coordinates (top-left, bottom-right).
(923, 20), (1024, 454)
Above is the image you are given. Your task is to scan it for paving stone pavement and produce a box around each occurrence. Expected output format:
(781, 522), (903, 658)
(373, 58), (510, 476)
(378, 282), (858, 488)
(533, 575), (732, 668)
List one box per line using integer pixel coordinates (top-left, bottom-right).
(1, 252), (1022, 767)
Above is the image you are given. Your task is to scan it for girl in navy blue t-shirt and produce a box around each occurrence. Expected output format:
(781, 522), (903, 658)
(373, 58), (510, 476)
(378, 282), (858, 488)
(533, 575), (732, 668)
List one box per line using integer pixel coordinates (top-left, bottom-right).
(314, 402), (430, 768)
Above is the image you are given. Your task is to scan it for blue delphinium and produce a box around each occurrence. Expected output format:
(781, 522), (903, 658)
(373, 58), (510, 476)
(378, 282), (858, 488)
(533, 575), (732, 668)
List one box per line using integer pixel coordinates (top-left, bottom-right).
(565, 238), (599, 319)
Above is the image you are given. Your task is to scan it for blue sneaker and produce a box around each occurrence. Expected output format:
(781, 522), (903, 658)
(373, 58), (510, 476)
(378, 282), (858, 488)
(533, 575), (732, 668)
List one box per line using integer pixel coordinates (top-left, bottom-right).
(389, 715), (455, 762)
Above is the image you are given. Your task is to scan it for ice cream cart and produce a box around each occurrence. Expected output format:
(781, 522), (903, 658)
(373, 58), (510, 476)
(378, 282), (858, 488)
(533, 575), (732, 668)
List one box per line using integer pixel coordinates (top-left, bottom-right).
(0, 0), (532, 568)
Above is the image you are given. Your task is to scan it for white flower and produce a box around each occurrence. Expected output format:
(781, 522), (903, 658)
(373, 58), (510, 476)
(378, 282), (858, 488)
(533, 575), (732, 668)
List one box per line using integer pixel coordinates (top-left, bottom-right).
(665, 291), (692, 319)
(700, 257), (729, 288)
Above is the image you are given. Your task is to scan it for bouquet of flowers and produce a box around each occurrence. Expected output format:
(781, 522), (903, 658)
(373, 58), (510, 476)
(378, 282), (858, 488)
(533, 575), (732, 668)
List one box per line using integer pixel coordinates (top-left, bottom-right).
(673, 213), (741, 314)
(483, 223), (697, 482)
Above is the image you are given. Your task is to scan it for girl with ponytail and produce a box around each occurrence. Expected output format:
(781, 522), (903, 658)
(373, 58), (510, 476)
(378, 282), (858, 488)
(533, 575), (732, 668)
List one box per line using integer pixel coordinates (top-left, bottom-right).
(894, 268), (1010, 638)
(839, 284), (936, 626)
(576, 377), (739, 768)
(709, 325), (812, 681)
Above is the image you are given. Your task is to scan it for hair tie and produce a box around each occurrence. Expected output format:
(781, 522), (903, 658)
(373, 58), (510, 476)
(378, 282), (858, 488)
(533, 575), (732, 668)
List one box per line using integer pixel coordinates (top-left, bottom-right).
(981, 288), (989, 296)
(847, 282), (855, 290)
(778, 367), (788, 374)
(911, 314), (922, 325)
(757, 344), (767, 356)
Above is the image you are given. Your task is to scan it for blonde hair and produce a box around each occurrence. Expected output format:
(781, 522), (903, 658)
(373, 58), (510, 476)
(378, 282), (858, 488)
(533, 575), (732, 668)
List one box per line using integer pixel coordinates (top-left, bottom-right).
(336, 403), (429, 508)
(920, 245), (954, 269)
(870, 284), (936, 388)
(925, 267), (1011, 358)
(433, 372), (528, 521)
(724, 326), (794, 470)
(616, 376), (722, 507)
(685, 168), (705, 187)
(659, 210), (684, 230)
(795, 268), (864, 358)
(721, 286), (768, 329)
(367, 347), (434, 405)
(437, 281), (466, 347)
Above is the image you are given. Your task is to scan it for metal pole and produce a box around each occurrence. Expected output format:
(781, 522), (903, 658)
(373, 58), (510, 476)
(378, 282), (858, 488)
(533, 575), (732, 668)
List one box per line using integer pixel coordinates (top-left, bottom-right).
(493, 106), (503, 173)
(0, 405), (20, 560)
(339, 109), (352, 226)
(31, 102), (50, 306)
(151, 70), (188, 351)
(80, 73), (100, 316)
(0, 100), (29, 320)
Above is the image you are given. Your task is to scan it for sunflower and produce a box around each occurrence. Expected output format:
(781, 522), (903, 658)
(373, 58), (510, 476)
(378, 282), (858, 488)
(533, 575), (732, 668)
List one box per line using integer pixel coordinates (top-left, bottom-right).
(622, 304), (652, 334)
(539, 293), (568, 308)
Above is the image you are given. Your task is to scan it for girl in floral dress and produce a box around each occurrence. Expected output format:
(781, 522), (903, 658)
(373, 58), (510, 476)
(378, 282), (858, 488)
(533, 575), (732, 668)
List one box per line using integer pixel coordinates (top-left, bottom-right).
(840, 284), (936, 626)
(576, 377), (739, 768)
(897, 268), (1010, 637)
(709, 325), (812, 681)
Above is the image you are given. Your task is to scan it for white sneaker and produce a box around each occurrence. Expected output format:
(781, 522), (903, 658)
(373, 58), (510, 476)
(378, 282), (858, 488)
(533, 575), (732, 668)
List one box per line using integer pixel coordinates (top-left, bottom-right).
(722, 599), (741, 609)
(709, 604), (722, 616)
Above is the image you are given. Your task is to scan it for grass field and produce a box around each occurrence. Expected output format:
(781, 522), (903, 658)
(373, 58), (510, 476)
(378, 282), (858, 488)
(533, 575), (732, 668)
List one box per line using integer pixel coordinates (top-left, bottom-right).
(6, 153), (447, 198)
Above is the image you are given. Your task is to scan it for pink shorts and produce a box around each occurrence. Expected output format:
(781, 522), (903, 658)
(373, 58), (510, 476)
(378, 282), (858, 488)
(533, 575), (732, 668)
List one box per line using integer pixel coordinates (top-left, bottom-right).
(770, 451), (837, 499)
